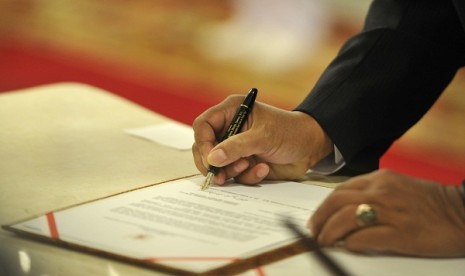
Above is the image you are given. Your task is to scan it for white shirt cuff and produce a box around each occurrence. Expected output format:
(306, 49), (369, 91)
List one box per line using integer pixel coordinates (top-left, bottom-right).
(308, 145), (345, 175)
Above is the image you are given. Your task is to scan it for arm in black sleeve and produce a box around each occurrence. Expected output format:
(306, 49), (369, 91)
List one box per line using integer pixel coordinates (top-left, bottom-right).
(295, 0), (465, 175)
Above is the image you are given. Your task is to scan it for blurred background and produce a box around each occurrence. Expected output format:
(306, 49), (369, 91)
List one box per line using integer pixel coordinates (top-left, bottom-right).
(0, 0), (464, 183)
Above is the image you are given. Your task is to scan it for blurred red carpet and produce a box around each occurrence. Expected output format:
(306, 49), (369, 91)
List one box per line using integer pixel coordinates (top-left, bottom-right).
(1, 42), (463, 185)
(0, 42), (219, 125)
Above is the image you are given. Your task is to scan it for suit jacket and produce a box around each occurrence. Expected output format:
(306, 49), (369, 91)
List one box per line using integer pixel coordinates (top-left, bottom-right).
(453, 0), (465, 29)
(295, 0), (465, 175)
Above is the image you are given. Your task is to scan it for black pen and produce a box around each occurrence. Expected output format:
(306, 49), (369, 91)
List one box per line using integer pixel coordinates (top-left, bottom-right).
(200, 88), (258, 190)
(283, 218), (351, 276)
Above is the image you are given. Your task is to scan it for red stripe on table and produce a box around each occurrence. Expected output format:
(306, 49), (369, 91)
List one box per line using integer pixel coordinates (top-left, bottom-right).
(255, 266), (266, 276)
(46, 212), (60, 239)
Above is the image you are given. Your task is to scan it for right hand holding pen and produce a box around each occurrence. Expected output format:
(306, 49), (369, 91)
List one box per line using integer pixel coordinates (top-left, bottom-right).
(192, 95), (333, 185)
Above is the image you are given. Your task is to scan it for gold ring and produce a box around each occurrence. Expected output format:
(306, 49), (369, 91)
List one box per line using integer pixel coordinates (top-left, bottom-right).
(356, 204), (377, 227)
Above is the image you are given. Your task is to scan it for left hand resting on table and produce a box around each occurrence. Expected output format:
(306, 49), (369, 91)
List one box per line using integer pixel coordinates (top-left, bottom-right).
(308, 169), (465, 257)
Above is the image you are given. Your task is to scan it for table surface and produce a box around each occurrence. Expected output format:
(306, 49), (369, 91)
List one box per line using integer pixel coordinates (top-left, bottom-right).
(1, 83), (464, 276)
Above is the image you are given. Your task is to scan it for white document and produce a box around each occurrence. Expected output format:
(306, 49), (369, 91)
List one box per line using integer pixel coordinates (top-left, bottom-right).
(8, 176), (332, 274)
(125, 122), (194, 150)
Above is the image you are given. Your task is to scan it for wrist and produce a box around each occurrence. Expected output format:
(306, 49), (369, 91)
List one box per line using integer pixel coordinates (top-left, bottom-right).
(293, 111), (333, 168)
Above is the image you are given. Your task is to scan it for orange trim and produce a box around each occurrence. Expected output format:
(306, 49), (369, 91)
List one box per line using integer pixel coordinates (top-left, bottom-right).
(255, 266), (266, 276)
(46, 212), (59, 239)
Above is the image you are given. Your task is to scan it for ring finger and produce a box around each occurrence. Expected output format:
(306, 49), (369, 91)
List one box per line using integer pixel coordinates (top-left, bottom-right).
(317, 203), (383, 247)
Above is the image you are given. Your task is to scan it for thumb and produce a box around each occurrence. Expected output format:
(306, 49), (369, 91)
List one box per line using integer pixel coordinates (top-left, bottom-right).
(207, 131), (263, 167)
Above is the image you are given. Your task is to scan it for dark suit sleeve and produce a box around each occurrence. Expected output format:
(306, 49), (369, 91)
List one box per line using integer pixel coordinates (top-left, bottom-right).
(295, 0), (465, 175)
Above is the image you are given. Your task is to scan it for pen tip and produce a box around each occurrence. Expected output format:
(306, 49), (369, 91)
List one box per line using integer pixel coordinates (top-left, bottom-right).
(201, 172), (214, 190)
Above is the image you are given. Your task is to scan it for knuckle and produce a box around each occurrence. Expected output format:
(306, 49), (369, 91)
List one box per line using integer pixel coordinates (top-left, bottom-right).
(192, 114), (202, 126)
(373, 169), (395, 183)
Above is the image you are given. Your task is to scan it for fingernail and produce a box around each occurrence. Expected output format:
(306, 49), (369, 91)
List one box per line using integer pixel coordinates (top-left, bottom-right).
(208, 149), (227, 166)
(256, 166), (268, 178)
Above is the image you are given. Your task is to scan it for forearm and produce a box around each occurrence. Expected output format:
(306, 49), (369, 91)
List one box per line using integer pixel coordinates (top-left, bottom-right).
(296, 0), (465, 174)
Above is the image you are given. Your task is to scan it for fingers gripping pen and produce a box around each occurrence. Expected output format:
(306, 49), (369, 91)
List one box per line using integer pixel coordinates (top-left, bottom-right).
(200, 88), (258, 190)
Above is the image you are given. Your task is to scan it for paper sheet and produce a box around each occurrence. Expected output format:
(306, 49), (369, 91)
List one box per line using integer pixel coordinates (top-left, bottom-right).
(125, 122), (194, 150)
(8, 176), (332, 273)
